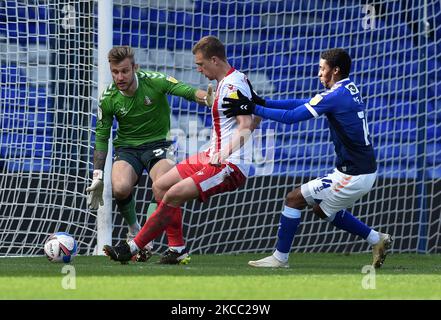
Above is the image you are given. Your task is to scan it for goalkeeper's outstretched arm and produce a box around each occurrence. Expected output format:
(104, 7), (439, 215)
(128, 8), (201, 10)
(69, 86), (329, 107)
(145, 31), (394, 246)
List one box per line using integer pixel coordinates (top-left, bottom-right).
(194, 83), (214, 107)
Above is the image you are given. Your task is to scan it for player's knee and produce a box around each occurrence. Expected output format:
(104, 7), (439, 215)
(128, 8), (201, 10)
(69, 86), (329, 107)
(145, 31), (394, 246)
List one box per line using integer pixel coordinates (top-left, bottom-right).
(285, 189), (306, 209)
(112, 183), (132, 200)
(163, 184), (186, 206)
(152, 180), (168, 200)
(312, 205), (328, 220)
(152, 182), (165, 202)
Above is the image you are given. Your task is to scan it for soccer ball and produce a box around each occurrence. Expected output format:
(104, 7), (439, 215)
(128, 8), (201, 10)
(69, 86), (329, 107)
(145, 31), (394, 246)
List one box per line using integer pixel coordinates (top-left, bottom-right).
(44, 232), (78, 263)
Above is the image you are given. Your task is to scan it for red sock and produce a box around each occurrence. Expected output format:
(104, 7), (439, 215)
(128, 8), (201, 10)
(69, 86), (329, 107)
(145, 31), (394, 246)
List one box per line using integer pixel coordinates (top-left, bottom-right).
(165, 207), (184, 247)
(133, 202), (179, 249)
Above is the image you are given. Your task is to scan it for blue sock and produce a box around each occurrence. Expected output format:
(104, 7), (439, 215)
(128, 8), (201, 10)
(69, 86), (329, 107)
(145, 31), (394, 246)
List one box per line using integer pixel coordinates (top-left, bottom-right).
(330, 210), (371, 239)
(276, 206), (301, 253)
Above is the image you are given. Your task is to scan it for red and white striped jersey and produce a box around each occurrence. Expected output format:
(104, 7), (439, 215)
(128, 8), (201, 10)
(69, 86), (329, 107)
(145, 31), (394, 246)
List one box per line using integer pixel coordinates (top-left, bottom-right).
(207, 67), (253, 175)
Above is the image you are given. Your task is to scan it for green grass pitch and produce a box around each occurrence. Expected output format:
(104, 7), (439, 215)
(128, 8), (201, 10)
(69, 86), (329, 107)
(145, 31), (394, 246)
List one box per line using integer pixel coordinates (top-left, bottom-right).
(1, 253), (440, 300)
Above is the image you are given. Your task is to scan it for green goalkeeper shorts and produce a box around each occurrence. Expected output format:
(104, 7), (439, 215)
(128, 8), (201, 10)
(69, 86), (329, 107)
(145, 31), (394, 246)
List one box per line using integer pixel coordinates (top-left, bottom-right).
(114, 140), (176, 179)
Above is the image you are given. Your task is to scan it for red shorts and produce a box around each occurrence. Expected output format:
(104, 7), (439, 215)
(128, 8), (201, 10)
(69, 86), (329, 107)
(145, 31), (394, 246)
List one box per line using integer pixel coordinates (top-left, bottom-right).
(176, 152), (247, 202)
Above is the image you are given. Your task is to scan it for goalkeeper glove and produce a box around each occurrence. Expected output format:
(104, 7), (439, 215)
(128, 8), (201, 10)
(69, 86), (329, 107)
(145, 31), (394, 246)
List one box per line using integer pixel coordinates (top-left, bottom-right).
(246, 78), (266, 106)
(86, 169), (104, 209)
(204, 83), (214, 107)
(222, 89), (255, 118)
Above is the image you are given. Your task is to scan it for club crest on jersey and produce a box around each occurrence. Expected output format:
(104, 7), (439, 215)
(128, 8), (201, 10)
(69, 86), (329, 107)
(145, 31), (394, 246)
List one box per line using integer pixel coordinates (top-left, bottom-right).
(166, 76), (178, 84)
(144, 96), (152, 105)
(345, 82), (359, 95)
(309, 94), (323, 106)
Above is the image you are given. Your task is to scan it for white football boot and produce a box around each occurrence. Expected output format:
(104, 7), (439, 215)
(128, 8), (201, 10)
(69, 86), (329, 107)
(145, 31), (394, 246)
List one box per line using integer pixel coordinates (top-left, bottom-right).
(248, 255), (289, 268)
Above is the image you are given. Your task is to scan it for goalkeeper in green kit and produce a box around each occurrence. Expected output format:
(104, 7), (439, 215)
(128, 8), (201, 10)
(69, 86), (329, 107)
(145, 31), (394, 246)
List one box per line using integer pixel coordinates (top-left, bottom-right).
(86, 46), (212, 263)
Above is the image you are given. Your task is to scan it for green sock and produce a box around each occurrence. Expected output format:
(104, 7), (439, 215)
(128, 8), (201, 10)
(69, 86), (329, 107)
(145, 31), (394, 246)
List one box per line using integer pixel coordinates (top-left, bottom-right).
(116, 194), (137, 226)
(146, 200), (157, 218)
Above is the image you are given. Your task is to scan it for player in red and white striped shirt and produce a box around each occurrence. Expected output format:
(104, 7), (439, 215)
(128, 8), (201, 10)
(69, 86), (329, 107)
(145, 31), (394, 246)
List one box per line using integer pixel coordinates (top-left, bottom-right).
(104, 36), (260, 263)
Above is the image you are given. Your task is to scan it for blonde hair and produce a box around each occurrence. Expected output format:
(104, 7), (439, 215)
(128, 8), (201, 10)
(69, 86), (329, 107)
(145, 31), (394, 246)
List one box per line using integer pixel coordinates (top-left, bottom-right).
(192, 36), (226, 61)
(107, 46), (135, 64)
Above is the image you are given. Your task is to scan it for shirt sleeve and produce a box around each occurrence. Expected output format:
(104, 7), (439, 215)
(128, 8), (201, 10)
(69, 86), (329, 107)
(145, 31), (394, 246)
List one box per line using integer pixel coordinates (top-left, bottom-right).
(156, 73), (198, 101)
(254, 104), (314, 124)
(265, 98), (310, 110)
(304, 92), (338, 118)
(253, 91), (339, 124)
(94, 96), (113, 152)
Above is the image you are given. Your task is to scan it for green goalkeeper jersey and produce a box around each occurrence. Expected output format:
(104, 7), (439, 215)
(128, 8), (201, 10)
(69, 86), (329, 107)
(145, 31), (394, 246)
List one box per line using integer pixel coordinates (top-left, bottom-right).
(95, 70), (197, 151)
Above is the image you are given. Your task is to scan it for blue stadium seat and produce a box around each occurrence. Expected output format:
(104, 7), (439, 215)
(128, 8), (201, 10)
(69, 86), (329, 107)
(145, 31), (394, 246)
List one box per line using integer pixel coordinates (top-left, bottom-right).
(0, 5), (5, 22)
(4, 158), (51, 173)
(1, 133), (52, 159)
(427, 167), (441, 179)
(170, 97), (200, 113)
(376, 163), (418, 179)
(121, 5), (140, 20)
(1, 63), (26, 84)
(195, 1), (230, 16)
(290, 53), (316, 69)
(271, 79), (296, 95)
(425, 142), (440, 166)
(372, 118), (418, 143)
(167, 11), (186, 25)
(146, 8), (167, 23)
(1, 108), (52, 130)
(377, 143), (417, 163)
(26, 5), (48, 20)
(248, 52), (290, 71)
(427, 121), (441, 143)
(5, 1), (17, 18)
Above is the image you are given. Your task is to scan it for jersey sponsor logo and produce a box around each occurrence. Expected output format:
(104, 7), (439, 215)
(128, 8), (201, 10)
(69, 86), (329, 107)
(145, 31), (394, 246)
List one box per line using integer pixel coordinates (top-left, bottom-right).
(144, 96), (152, 105)
(166, 76), (179, 84)
(345, 82), (359, 95)
(309, 94), (323, 106)
(152, 148), (165, 157)
(227, 91), (239, 99)
(313, 178), (332, 194)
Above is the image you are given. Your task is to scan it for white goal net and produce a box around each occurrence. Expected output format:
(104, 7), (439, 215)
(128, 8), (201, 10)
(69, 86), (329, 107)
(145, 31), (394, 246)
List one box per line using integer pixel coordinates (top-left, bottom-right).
(1, 0), (440, 257)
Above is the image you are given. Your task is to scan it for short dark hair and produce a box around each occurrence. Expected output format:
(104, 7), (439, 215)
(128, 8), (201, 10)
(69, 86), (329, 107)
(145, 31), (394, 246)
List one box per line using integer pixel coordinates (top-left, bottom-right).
(321, 48), (351, 78)
(108, 46), (135, 65)
(192, 35), (227, 61)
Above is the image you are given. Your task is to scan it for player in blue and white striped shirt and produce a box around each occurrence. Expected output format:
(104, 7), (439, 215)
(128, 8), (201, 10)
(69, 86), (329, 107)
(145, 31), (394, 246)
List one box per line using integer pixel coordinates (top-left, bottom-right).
(223, 48), (392, 268)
